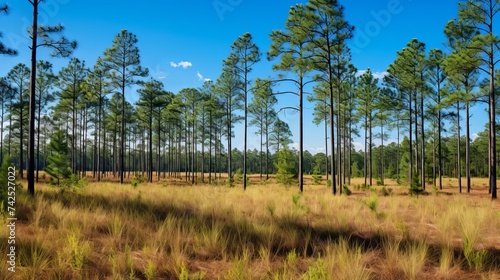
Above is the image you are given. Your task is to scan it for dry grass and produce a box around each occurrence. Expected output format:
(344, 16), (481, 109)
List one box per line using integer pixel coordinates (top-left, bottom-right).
(1, 176), (499, 279)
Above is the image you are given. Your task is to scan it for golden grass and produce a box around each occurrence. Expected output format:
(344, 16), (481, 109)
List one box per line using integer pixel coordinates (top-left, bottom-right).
(1, 177), (499, 279)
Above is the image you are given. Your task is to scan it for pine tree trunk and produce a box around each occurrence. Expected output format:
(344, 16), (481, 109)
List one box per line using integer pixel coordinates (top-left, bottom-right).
(299, 76), (304, 193)
(27, 1), (38, 194)
(457, 101), (461, 193)
(420, 86), (425, 190)
(466, 102), (471, 193)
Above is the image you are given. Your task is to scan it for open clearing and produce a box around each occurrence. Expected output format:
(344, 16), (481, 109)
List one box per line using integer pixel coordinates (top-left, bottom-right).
(1, 176), (499, 279)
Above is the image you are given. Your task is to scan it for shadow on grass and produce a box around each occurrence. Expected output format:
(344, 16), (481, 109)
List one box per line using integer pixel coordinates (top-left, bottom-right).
(27, 189), (500, 273)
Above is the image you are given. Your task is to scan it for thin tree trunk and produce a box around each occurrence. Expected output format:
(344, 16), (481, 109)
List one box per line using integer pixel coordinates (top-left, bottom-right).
(369, 115), (373, 186)
(409, 92), (413, 185)
(324, 110), (328, 182)
(27, 1), (38, 194)
(381, 123), (385, 185)
(364, 113), (368, 187)
(299, 76), (304, 193)
(420, 86), (425, 190)
(466, 102), (471, 193)
(457, 101), (462, 193)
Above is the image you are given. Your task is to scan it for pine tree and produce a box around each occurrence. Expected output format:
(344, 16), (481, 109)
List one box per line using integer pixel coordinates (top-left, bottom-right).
(103, 29), (148, 184)
(305, 0), (354, 194)
(137, 80), (170, 182)
(454, 0), (500, 199)
(27, 0), (77, 195)
(45, 129), (72, 187)
(269, 118), (293, 154)
(275, 145), (297, 186)
(225, 32), (260, 191)
(35, 60), (56, 182)
(0, 4), (17, 56)
(248, 78), (277, 180)
(214, 65), (243, 184)
(268, 3), (315, 193)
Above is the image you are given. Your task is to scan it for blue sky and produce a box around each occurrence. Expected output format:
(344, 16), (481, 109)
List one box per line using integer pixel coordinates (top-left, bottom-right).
(0, 0), (488, 154)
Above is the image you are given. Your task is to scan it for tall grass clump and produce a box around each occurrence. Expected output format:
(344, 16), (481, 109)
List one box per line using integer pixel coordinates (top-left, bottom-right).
(324, 237), (371, 280)
(460, 208), (489, 270)
(400, 240), (428, 280)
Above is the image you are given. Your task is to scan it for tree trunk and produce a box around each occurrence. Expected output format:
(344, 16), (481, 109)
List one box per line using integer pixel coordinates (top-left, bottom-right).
(364, 113), (368, 187)
(466, 102), (471, 193)
(420, 85), (425, 190)
(369, 114), (373, 186)
(299, 76), (304, 193)
(489, 46), (497, 199)
(409, 92), (413, 185)
(27, 1), (38, 195)
(324, 109), (328, 182)
(381, 123), (385, 185)
(457, 101), (462, 193)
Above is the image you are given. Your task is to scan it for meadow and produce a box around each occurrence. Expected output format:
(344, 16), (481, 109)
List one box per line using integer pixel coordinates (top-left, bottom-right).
(1, 175), (499, 279)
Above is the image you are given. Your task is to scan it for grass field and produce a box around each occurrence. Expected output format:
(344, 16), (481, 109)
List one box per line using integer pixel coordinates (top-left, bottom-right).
(1, 175), (500, 279)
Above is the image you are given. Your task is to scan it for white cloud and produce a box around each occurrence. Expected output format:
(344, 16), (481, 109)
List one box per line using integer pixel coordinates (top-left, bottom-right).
(170, 61), (192, 69)
(353, 142), (364, 151)
(197, 71), (211, 82)
(157, 71), (167, 80)
(154, 65), (167, 80)
(472, 133), (479, 141)
(356, 69), (389, 80)
(290, 143), (327, 155)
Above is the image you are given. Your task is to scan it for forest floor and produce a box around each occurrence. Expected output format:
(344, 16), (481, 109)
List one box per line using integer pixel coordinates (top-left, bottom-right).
(1, 174), (500, 279)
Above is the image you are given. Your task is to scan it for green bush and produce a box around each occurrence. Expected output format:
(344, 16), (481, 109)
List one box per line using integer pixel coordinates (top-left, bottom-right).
(380, 186), (391, 197)
(275, 146), (297, 187)
(234, 168), (243, 184)
(303, 258), (328, 280)
(342, 185), (352, 196)
(409, 176), (424, 197)
(132, 173), (144, 188)
(312, 174), (322, 185)
(0, 155), (13, 213)
(45, 130), (72, 187)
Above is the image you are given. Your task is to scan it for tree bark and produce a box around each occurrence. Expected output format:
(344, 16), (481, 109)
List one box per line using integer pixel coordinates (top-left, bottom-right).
(27, 1), (38, 195)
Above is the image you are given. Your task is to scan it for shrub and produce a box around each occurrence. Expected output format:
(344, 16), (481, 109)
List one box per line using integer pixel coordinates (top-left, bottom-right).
(45, 130), (72, 187)
(0, 155), (13, 213)
(303, 258), (328, 280)
(132, 173), (144, 188)
(409, 176), (423, 197)
(312, 174), (322, 185)
(342, 185), (352, 196)
(380, 186), (391, 197)
(234, 169), (243, 184)
(275, 146), (297, 186)
(365, 194), (379, 212)
(62, 174), (88, 189)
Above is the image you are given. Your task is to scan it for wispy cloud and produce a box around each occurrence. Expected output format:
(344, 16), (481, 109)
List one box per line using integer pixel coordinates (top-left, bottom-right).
(356, 70), (389, 80)
(197, 71), (211, 82)
(152, 64), (167, 80)
(170, 61), (192, 69)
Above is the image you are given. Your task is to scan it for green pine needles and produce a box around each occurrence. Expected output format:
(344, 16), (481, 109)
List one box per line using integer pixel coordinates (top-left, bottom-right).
(275, 146), (297, 186)
(44, 129), (72, 186)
